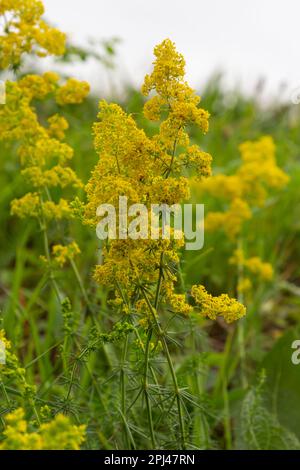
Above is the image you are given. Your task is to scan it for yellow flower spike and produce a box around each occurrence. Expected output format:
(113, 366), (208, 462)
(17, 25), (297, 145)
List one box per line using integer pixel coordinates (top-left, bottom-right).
(142, 39), (186, 97)
(191, 285), (246, 323)
(85, 40), (216, 322)
(1, 2), (86, 227)
(142, 38), (210, 154)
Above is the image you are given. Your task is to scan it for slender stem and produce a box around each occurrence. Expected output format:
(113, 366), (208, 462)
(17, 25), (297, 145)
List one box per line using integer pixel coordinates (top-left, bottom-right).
(143, 328), (156, 448)
(237, 238), (247, 389)
(70, 259), (91, 309)
(237, 321), (247, 389)
(141, 250), (164, 448)
(120, 334), (130, 449)
(38, 206), (62, 304)
(165, 126), (181, 178)
(70, 258), (99, 322)
(140, 286), (186, 449)
(154, 252), (164, 309)
(132, 325), (165, 413)
(116, 279), (164, 412)
(160, 334), (186, 448)
(71, 261), (112, 369)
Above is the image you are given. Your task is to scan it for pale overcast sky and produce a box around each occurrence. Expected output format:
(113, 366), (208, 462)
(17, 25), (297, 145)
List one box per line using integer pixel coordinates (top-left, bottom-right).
(43, 0), (299, 100)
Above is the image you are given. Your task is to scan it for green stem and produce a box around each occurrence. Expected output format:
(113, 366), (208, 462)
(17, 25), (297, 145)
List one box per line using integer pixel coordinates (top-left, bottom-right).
(141, 250), (164, 448)
(143, 328), (156, 448)
(72, 262), (113, 369)
(39, 215), (62, 304)
(237, 320), (247, 389)
(165, 126), (181, 178)
(237, 238), (247, 389)
(70, 259), (90, 307)
(141, 286), (186, 449)
(132, 325), (164, 414)
(120, 334), (130, 449)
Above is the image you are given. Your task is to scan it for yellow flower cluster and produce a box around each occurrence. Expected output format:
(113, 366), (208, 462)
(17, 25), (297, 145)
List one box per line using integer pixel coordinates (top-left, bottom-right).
(0, 0), (90, 277)
(163, 279), (193, 316)
(52, 241), (81, 267)
(0, 0), (66, 70)
(85, 40), (243, 324)
(199, 136), (289, 239)
(229, 248), (274, 292)
(0, 1), (88, 223)
(56, 78), (90, 106)
(142, 39), (211, 168)
(47, 114), (69, 140)
(0, 75), (87, 221)
(181, 145), (212, 178)
(205, 198), (252, 240)
(0, 408), (86, 450)
(191, 285), (246, 323)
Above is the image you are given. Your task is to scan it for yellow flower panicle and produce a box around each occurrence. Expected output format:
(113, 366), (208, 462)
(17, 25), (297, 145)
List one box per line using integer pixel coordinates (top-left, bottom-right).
(1, 79), (87, 222)
(191, 285), (246, 323)
(0, 0), (66, 70)
(84, 39), (212, 319)
(0, 408), (86, 450)
(0, 2), (88, 223)
(142, 39), (210, 163)
(0, 1), (89, 270)
(230, 248), (274, 282)
(52, 241), (81, 267)
(205, 198), (252, 240)
(238, 137), (289, 203)
(199, 136), (289, 239)
(142, 39), (210, 134)
(84, 39), (243, 324)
